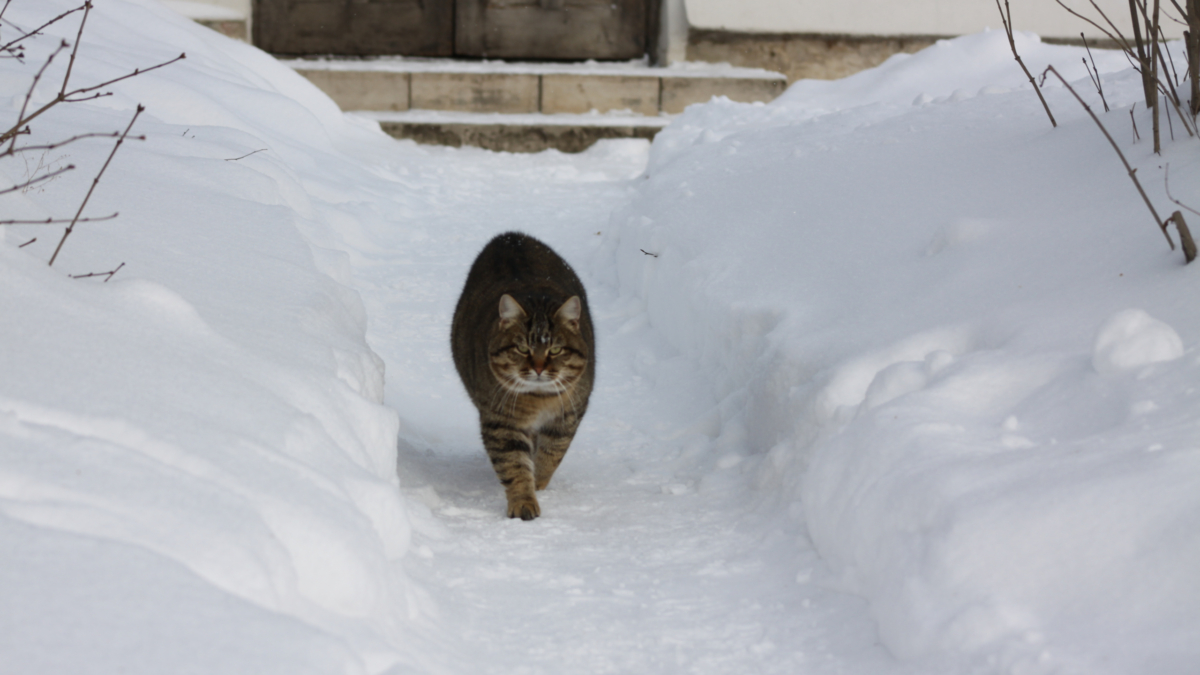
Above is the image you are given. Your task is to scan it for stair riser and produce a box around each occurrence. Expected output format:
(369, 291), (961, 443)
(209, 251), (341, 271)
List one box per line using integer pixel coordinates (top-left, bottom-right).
(379, 121), (661, 153)
(294, 69), (785, 114)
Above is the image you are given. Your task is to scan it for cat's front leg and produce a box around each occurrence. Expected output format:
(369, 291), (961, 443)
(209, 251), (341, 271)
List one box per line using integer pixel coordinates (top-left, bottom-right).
(534, 423), (577, 491)
(481, 417), (540, 520)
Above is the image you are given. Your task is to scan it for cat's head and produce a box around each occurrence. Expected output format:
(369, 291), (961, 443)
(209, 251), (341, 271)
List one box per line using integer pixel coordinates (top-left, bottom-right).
(489, 293), (588, 394)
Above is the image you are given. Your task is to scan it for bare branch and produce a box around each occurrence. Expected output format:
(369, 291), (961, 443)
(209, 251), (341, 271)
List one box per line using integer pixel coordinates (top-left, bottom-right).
(4, 40), (68, 152)
(1042, 65), (1174, 249)
(1054, 0), (1136, 55)
(63, 51), (184, 100)
(0, 163), (75, 195)
(59, 1), (90, 97)
(18, 236), (36, 248)
(1164, 163), (1200, 218)
(1082, 33), (1111, 112)
(0, 3), (85, 54)
(48, 104), (143, 267)
(1152, 0), (1162, 153)
(70, 261), (123, 282)
(9, 130), (136, 154)
(996, 0), (1057, 127)
(0, 213), (116, 225)
(1168, 211), (1197, 261)
(0, 51), (183, 148)
(225, 148), (268, 161)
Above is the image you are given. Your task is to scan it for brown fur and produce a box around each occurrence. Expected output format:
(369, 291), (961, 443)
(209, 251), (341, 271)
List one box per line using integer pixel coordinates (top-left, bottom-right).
(450, 232), (595, 520)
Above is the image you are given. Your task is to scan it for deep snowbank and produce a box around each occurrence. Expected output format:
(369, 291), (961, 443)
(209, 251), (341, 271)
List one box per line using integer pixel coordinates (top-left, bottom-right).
(0, 2), (421, 672)
(607, 30), (1200, 674)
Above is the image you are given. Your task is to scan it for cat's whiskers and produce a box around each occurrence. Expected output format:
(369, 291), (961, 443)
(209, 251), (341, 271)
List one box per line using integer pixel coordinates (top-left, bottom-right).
(549, 377), (581, 420)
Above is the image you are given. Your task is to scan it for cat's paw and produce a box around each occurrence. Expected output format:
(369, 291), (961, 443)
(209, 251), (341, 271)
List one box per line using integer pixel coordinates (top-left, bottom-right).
(507, 496), (541, 520)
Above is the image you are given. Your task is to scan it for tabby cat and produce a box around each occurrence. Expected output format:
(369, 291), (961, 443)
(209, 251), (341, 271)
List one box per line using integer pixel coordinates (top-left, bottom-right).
(450, 232), (595, 520)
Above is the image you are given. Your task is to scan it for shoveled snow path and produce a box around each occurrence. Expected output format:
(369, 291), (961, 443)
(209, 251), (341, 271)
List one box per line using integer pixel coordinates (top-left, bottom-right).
(341, 140), (906, 674)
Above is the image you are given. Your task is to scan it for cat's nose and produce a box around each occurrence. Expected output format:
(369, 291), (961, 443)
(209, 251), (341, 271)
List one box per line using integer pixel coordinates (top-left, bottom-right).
(532, 355), (546, 375)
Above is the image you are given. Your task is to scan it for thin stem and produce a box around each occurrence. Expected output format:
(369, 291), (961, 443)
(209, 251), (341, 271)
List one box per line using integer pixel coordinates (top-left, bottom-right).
(4, 40), (67, 152)
(0, 213), (116, 225)
(0, 3), (85, 54)
(1042, 66), (1174, 249)
(59, 1), (90, 97)
(1152, 0), (1162, 154)
(0, 163), (75, 196)
(70, 261), (124, 282)
(9, 130), (131, 154)
(997, 0), (1057, 127)
(1164, 163), (1200, 217)
(1083, 33), (1111, 112)
(48, 105), (143, 267)
(225, 148), (268, 161)
(1055, 0), (1134, 53)
(0, 51), (183, 147)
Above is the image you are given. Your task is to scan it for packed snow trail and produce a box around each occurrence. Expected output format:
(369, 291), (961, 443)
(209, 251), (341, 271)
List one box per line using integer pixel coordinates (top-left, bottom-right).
(4, 3), (1198, 672)
(337, 141), (905, 674)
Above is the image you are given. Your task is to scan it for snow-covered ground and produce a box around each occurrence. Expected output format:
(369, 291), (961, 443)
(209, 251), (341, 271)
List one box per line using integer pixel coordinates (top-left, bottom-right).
(2, 2), (1198, 674)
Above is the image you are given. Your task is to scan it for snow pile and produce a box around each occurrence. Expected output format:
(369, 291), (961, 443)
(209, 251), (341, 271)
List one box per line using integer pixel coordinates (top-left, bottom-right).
(0, 1), (424, 673)
(1092, 308), (1185, 374)
(3, 3), (1198, 673)
(606, 29), (1200, 675)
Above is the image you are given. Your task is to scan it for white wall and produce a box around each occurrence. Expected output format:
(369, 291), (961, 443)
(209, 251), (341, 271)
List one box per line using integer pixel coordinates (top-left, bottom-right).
(684, 0), (1186, 40)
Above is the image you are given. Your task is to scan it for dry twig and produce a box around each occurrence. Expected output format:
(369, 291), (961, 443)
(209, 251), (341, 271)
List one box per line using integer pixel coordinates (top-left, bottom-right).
(996, 0), (1057, 127)
(1042, 65), (1175, 250)
(1163, 166), (1199, 263)
(47, 105), (143, 266)
(1082, 33), (1111, 112)
(70, 261), (123, 282)
(225, 148), (268, 161)
(0, 213), (116, 225)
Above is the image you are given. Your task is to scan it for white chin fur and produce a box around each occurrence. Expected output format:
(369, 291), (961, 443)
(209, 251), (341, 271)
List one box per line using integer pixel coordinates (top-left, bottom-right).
(510, 376), (558, 394)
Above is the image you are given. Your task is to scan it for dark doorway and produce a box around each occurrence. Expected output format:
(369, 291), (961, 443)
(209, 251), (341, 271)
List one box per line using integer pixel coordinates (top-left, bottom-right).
(253, 0), (657, 61)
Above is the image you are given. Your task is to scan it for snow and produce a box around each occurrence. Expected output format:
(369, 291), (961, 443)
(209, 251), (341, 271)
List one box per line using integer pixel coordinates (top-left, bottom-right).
(1092, 308), (1185, 374)
(2, 3), (1198, 675)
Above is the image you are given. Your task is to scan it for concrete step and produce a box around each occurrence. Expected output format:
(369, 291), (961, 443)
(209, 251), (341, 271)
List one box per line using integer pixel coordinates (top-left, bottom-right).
(353, 109), (671, 153)
(283, 58), (788, 116)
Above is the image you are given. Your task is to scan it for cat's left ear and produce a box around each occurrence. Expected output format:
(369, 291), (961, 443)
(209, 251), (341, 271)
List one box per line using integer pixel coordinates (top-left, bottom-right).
(556, 296), (582, 331)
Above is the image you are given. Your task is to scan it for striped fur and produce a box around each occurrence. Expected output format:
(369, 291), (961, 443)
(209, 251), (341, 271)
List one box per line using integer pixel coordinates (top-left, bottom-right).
(451, 232), (595, 520)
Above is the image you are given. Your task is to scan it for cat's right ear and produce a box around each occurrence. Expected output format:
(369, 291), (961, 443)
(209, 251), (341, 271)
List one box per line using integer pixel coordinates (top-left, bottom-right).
(556, 296), (582, 331)
(498, 294), (526, 328)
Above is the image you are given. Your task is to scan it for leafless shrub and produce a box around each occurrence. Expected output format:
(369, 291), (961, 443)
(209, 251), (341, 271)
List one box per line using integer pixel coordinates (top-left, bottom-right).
(0, 1), (184, 269)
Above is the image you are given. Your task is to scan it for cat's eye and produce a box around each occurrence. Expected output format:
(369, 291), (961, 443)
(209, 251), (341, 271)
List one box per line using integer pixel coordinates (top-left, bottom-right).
(549, 346), (563, 355)
(516, 345), (531, 355)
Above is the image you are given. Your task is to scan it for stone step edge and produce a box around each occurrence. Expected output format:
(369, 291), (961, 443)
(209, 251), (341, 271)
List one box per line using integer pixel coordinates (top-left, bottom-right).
(354, 110), (673, 128)
(364, 114), (667, 154)
(280, 57), (787, 81)
(294, 66), (786, 116)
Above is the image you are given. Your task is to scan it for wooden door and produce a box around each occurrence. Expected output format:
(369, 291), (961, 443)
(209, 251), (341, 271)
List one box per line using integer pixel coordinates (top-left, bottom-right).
(254, 0), (455, 56)
(455, 0), (646, 60)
